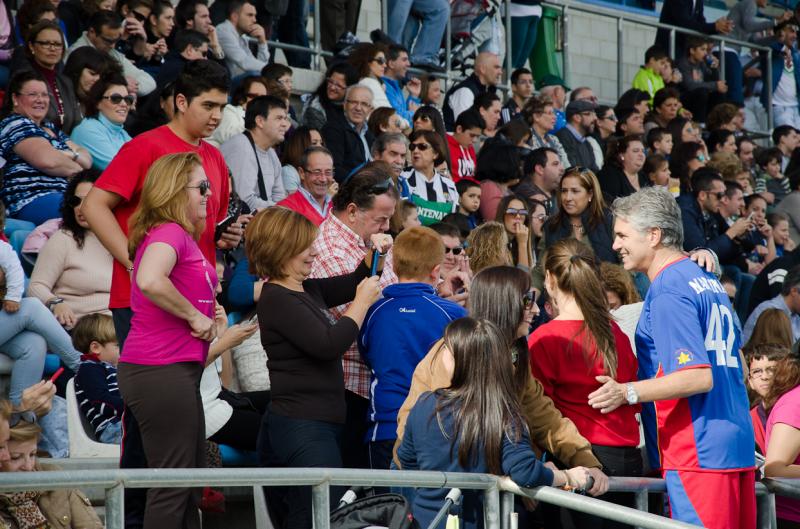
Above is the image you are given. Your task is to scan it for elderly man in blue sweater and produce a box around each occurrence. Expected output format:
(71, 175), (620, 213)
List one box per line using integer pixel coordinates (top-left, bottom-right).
(358, 226), (466, 470)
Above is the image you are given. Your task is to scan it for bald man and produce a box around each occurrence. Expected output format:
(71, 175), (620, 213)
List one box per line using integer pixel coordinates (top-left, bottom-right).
(443, 52), (502, 131)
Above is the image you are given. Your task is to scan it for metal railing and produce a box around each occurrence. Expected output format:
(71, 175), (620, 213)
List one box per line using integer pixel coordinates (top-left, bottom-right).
(0, 467), (797, 529)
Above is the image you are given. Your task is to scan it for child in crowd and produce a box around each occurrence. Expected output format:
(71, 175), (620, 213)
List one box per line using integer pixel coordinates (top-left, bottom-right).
(645, 126), (673, 157)
(632, 45), (669, 103)
(447, 109), (484, 182)
(390, 200), (421, 236)
(768, 212), (796, 257)
(677, 37), (726, 123)
(643, 154), (671, 188)
(756, 147), (787, 205)
(0, 231), (24, 314)
(742, 194), (775, 271)
(73, 314), (123, 444)
(457, 179), (481, 228)
(744, 343), (789, 455)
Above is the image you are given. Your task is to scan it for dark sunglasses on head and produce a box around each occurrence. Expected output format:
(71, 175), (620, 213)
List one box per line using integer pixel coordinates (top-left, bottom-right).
(10, 410), (37, 427)
(367, 178), (394, 196)
(66, 195), (84, 208)
(187, 180), (211, 196)
(103, 93), (135, 105)
(444, 246), (464, 255)
(409, 143), (431, 152)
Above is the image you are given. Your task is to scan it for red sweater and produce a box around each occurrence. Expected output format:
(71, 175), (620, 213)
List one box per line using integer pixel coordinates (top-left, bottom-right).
(446, 134), (476, 183)
(528, 319), (640, 447)
(277, 191), (330, 226)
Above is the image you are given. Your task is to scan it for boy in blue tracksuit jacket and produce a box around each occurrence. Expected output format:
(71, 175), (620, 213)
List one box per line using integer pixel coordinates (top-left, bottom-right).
(358, 227), (467, 470)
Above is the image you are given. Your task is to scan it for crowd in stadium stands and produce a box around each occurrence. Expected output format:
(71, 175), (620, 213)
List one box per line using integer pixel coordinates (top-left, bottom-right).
(0, 0), (800, 527)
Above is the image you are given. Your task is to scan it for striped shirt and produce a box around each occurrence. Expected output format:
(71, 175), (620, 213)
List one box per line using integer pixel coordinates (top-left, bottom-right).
(74, 357), (123, 437)
(0, 114), (70, 214)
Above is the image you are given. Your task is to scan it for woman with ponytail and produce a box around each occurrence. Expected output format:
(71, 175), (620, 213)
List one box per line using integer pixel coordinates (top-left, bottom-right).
(528, 238), (641, 528)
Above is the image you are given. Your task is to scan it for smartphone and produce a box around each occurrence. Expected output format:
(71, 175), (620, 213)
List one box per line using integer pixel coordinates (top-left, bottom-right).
(49, 367), (65, 384)
(214, 203), (243, 241)
(370, 250), (381, 276)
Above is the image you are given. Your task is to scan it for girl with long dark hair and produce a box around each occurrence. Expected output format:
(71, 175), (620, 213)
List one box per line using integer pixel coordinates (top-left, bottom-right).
(397, 317), (592, 529)
(529, 238), (641, 528)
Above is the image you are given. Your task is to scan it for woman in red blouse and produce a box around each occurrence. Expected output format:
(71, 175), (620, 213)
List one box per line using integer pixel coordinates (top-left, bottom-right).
(528, 238), (642, 529)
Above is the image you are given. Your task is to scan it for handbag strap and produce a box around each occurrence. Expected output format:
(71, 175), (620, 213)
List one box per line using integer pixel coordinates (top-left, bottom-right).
(244, 130), (269, 201)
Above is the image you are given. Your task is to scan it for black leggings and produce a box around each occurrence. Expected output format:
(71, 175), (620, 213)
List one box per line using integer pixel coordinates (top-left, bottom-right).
(210, 391), (269, 451)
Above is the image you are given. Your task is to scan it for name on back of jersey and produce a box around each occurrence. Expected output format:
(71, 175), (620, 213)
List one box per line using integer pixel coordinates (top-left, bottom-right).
(687, 276), (726, 296)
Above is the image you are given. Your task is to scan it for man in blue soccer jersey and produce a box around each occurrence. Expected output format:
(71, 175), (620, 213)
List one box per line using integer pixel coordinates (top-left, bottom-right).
(588, 186), (756, 529)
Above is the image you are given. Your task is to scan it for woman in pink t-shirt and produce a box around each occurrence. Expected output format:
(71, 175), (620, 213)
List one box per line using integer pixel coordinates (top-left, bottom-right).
(764, 355), (800, 528)
(116, 152), (217, 529)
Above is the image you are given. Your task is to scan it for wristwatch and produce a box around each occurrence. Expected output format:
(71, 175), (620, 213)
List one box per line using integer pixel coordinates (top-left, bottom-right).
(70, 150), (79, 161)
(47, 297), (64, 310)
(625, 383), (639, 405)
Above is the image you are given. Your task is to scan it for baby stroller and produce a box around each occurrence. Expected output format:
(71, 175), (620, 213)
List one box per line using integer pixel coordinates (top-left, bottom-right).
(442, 0), (506, 73)
(330, 486), (419, 529)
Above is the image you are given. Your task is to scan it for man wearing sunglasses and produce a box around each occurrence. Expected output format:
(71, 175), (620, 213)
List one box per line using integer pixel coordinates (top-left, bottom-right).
(67, 10), (156, 97)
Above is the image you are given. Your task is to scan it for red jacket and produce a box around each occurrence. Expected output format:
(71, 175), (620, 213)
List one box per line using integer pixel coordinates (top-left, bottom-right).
(277, 191), (330, 226)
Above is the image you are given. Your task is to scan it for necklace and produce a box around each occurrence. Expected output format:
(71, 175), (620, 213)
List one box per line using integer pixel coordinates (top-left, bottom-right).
(571, 222), (585, 235)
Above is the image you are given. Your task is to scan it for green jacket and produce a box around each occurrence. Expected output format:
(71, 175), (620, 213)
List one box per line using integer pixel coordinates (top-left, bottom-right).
(632, 67), (665, 104)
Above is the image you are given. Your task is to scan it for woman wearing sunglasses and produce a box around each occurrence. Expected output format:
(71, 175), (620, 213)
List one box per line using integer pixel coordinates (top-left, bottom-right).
(28, 171), (113, 329)
(400, 129), (459, 226)
(116, 152), (217, 529)
(347, 42), (392, 110)
(0, 410), (103, 528)
(495, 194), (534, 271)
(529, 239), (641, 528)
(70, 72), (133, 170)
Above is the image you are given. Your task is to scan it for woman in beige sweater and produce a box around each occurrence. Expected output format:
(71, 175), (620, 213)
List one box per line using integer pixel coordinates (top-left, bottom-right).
(28, 172), (112, 330)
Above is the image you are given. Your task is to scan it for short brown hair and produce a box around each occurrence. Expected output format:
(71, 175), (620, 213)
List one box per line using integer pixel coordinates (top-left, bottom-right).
(408, 129), (447, 166)
(707, 103), (739, 131)
(246, 207), (318, 280)
(708, 151), (743, 181)
(393, 226), (445, 280)
(72, 314), (117, 354)
(599, 262), (641, 306)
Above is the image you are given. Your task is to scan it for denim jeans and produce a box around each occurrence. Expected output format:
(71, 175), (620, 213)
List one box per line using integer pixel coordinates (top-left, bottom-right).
(0, 298), (81, 403)
(258, 412), (344, 529)
(273, 0), (310, 68)
(510, 15), (540, 69)
(388, 0), (449, 66)
(13, 192), (65, 226)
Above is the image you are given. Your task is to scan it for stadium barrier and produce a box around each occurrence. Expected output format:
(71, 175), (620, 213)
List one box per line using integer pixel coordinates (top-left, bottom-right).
(0, 468), (797, 529)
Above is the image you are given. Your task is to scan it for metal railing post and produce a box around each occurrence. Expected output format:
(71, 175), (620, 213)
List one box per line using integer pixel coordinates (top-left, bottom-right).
(313, 0), (321, 70)
(311, 482), (330, 529)
(634, 489), (649, 529)
(562, 6), (571, 87)
(669, 29), (676, 60)
(757, 490), (778, 529)
(500, 490), (515, 529)
(445, 2), (452, 90)
(381, 0), (388, 39)
(104, 483), (124, 529)
(767, 48), (774, 131)
(617, 17), (624, 99)
(719, 40), (726, 84)
(485, 485), (501, 529)
(504, 0), (513, 91)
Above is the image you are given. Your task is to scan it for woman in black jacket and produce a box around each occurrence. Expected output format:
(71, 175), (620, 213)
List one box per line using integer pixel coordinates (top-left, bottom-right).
(597, 134), (649, 201)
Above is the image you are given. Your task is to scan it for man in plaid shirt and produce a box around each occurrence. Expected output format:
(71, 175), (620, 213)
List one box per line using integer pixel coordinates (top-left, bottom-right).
(310, 164), (399, 468)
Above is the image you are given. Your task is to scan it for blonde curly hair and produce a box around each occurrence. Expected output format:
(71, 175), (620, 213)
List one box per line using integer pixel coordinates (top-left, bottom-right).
(466, 222), (512, 274)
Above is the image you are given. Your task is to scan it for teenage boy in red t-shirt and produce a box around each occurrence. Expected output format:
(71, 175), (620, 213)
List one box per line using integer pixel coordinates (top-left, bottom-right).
(446, 108), (484, 182)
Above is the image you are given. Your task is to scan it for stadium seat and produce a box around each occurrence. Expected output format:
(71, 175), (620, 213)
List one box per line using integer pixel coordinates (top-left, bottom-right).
(65, 378), (120, 459)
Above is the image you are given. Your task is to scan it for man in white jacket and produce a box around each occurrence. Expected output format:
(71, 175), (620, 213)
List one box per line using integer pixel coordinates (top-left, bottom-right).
(216, 0), (269, 79)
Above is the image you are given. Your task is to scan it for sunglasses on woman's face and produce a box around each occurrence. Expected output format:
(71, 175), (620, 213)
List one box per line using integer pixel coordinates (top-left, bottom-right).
(186, 180), (211, 196)
(444, 246), (464, 255)
(409, 143), (431, 152)
(505, 208), (527, 217)
(66, 195), (84, 208)
(102, 93), (135, 105)
(522, 290), (536, 309)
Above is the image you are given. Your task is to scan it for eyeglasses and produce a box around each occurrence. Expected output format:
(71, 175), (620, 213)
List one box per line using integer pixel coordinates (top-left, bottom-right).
(304, 168), (335, 178)
(346, 99), (372, 109)
(532, 213), (548, 222)
(367, 178), (394, 196)
(186, 180), (211, 196)
(371, 57), (386, 65)
(16, 91), (49, 100)
(99, 34), (120, 46)
(505, 208), (528, 217)
(408, 143), (431, 152)
(602, 114), (618, 121)
(102, 93), (135, 105)
(749, 366), (776, 379)
(522, 290), (536, 309)
(33, 40), (64, 50)
(709, 191), (725, 200)
(326, 78), (347, 91)
(9, 410), (37, 427)
(444, 246), (464, 255)
(66, 195), (84, 208)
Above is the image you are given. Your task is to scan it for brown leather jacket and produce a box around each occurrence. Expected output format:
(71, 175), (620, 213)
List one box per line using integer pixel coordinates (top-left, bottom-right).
(394, 339), (601, 469)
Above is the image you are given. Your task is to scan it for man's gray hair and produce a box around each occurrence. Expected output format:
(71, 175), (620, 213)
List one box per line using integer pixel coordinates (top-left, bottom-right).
(612, 186), (684, 250)
(344, 84), (373, 103)
(371, 132), (409, 157)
